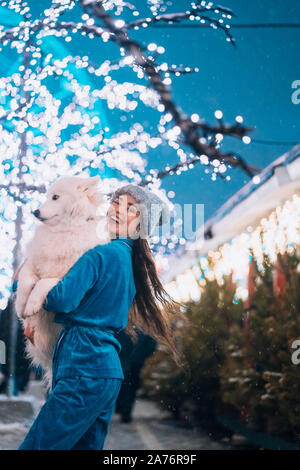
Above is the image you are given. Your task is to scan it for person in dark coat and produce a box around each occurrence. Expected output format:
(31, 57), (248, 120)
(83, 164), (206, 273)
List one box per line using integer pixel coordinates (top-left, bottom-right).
(115, 329), (157, 422)
(0, 299), (31, 395)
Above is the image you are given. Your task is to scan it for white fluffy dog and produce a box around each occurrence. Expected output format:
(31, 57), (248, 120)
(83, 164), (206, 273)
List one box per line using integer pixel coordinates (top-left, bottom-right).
(15, 175), (110, 389)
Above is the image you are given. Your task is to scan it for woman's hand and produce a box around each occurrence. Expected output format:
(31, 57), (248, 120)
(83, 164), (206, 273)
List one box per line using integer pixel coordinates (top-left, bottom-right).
(24, 323), (35, 345)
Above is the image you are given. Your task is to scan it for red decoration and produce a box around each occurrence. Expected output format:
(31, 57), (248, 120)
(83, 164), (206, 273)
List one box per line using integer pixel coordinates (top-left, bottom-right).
(24, 323), (35, 345)
(245, 258), (256, 312)
(273, 252), (287, 296)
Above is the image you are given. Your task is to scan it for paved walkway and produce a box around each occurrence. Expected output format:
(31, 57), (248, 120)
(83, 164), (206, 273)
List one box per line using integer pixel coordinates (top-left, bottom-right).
(0, 380), (228, 450)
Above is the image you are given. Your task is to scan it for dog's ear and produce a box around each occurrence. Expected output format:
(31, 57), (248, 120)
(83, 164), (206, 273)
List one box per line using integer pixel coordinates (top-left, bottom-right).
(77, 175), (100, 194)
(78, 176), (102, 206)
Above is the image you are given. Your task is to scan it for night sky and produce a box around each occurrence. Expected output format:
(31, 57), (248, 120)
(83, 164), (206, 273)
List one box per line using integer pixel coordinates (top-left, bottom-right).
(1, 0), (299, 228)
(136, 0), (300, 220)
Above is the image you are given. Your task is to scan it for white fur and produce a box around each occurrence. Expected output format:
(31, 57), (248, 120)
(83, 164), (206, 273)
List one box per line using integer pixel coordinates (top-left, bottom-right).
(15, 175), (110, 390)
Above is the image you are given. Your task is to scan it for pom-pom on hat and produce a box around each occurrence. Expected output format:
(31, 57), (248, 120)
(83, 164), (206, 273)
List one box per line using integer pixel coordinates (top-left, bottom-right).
(109, 184), (170, 238)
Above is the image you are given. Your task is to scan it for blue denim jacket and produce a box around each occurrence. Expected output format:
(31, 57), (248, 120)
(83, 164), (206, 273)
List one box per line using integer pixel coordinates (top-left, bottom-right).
(14, 237), (136, 382)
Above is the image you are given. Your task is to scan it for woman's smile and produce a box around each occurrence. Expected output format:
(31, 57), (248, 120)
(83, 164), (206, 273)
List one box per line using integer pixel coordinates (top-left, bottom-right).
(107, 193), (140, 238)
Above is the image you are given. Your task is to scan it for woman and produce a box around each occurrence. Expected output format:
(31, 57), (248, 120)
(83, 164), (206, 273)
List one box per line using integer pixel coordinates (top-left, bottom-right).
(16, 183), (187, 450)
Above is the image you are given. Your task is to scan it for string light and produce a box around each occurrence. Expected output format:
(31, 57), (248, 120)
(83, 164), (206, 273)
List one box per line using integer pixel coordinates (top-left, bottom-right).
(164, 194), (300, 303)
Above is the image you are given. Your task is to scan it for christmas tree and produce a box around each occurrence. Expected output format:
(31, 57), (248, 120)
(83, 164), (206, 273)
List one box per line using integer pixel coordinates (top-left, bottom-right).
(142, 258), (244, 428)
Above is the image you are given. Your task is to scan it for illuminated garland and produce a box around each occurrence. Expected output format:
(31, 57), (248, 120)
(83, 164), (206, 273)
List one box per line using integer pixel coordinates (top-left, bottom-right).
(164, 194), (300, 303)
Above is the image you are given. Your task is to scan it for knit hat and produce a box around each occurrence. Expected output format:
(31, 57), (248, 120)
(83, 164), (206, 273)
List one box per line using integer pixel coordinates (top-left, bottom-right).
(109, 184), (170, 238)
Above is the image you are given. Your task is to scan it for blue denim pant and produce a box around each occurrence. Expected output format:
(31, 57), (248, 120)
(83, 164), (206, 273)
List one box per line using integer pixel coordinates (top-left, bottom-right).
(19, 376), (122, 450)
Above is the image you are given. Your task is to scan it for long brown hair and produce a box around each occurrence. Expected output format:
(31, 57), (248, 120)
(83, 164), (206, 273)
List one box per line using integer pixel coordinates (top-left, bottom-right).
(124, 237), (190, 368)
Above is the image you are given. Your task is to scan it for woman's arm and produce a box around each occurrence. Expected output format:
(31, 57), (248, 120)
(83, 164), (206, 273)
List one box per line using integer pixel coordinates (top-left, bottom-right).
(42, 249), (102, 314)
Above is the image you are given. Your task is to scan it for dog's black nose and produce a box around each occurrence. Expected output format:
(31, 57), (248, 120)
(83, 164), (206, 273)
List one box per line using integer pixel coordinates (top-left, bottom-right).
(33, 209), (40, 218)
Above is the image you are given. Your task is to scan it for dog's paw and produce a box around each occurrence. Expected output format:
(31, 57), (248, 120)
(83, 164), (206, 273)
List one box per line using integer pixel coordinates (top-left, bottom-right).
(15, 305), (24, 318)
(15, 301), (26, 319)
(15, 305), (25, 320)
(23, 299), (42, 318)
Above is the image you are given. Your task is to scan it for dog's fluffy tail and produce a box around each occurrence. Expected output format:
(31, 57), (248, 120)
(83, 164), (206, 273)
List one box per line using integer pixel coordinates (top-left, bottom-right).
(25, 340), (53, 392)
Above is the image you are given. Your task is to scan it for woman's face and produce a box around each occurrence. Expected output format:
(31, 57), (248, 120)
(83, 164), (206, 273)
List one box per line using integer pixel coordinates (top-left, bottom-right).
(106, 193), (141, 238)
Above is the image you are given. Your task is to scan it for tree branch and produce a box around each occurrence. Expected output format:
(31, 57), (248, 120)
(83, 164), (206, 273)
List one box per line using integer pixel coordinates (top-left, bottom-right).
(79, 0), (256, 178)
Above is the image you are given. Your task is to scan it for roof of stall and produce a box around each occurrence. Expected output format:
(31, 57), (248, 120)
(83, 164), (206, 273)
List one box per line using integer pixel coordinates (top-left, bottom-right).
(161, 143), (300, 283)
